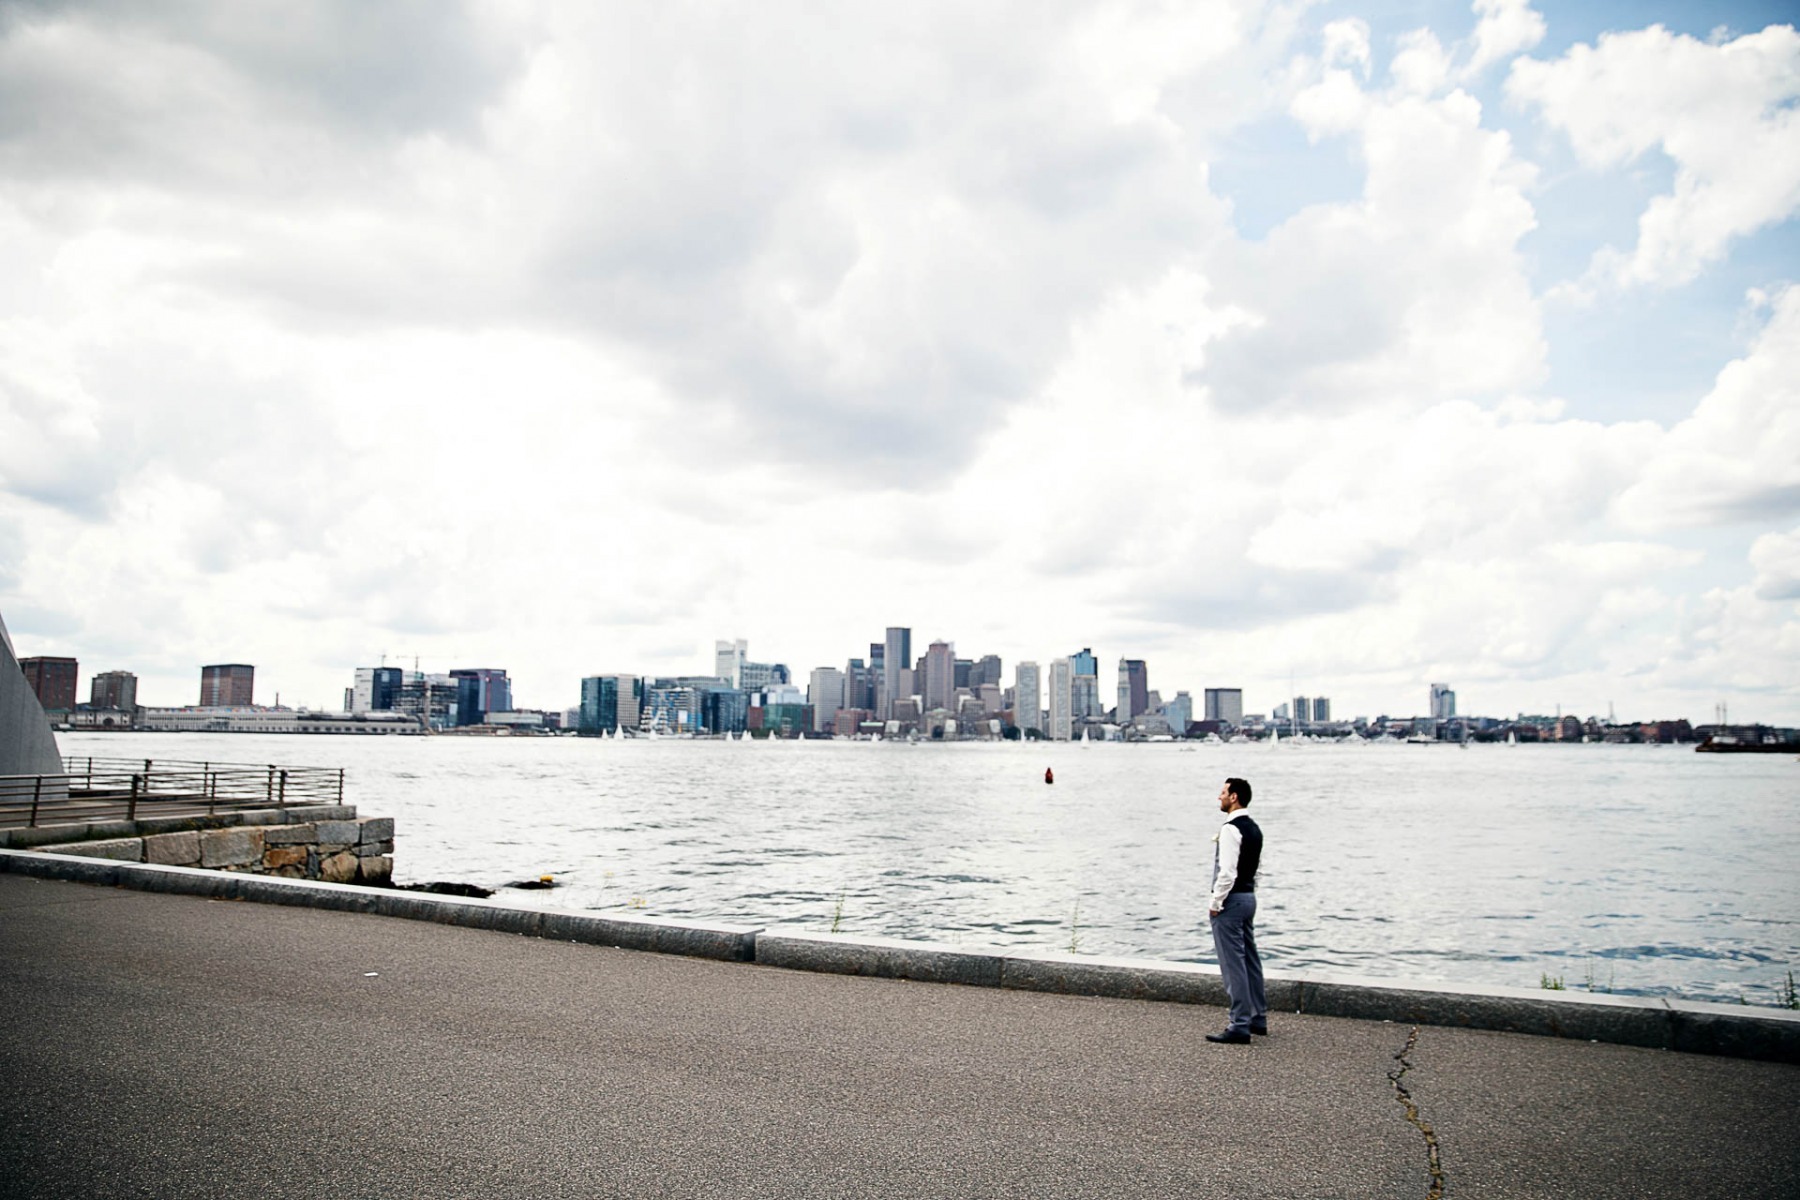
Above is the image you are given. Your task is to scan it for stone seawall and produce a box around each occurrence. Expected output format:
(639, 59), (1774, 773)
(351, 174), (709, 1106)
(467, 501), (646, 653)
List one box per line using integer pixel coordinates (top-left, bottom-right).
(2, 807), (394, 885)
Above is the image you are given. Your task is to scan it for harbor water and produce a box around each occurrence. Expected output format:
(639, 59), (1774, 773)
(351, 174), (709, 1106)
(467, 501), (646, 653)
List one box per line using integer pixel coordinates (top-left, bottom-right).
(61, 732), (1800, 1006)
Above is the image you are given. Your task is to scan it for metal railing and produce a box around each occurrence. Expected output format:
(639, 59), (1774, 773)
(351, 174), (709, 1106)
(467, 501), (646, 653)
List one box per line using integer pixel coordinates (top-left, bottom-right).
(0, 757), (346, 830)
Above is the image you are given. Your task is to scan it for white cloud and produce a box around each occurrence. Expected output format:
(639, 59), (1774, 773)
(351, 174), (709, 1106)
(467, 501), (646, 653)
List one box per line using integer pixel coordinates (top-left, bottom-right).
(1320, 18), (1372, 78)
(1508, 22), (1800, 289)
(1236, 43), (1544, 414)
(1651, 581), (1800, 703)
(1, 1), (1796, 724)
(1614, 285), (1800, 529)
(1750, 524), (1800, 602)
(0, 319), (107, 514)
(1390, 29), (1453, 96)
(1071, 0), (1258, 124)
(2, 4), (1241, 486)
(1289, 65), (1370, 139)
(1462, 0), (1546, 81)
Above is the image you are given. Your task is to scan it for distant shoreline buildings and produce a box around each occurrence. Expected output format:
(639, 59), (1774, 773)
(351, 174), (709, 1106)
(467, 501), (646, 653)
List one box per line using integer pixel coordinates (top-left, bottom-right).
(11, 639), (1795, 747)
(199, 663), (255, 707)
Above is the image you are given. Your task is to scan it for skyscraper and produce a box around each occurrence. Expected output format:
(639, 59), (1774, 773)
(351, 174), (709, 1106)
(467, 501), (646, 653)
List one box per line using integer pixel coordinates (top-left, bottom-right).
(1204, 688), (1244, 726)
(1292, 696), (1311, 724)
(397, 672), (458, 729)
(881, 627), (911, 720)
(968, 654), (1002, 690)
(450, 668), (511, 725)
(351, 668), (374, 713)
(1071, 673), (1100, 721)
(1165, 691), (1193, 736)
(351, 666), (403, 713)
(90, 670), (137, 712)
(1118, 659), (1148, 723)
(1313, 697), (1332, 722)
(1048, 658), (1074, 741)
(844, 657), (877, 711)
(1069, 648), (1100, 719)
(923, 641), (956, 713)
(1430, 683), (1456, 719)
(715, 639), (747, 687)
(580, 675), (642, 734)
(20, 656), (78, 712)
(641, 680), (703, 733)
(701, 687), (748, 735)
(200, 664), (254, 707)
(1014, 661), (1041, 735)
(808, 667), (845, 733)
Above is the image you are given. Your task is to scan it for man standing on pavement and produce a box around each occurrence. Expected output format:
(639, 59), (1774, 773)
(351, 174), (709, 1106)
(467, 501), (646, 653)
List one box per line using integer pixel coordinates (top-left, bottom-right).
(1206, 776), (1267, 1044)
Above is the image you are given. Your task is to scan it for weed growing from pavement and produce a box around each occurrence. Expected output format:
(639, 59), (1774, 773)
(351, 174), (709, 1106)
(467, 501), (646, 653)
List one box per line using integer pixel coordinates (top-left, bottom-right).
(1541, 964), (1800, 1009)
(1583, 962), (1615, 994)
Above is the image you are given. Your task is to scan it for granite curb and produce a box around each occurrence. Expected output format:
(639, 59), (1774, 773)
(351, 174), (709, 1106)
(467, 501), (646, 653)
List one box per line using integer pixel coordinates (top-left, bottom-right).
(756, 930), (1007, 986)
(4, 847), (1796, 1063)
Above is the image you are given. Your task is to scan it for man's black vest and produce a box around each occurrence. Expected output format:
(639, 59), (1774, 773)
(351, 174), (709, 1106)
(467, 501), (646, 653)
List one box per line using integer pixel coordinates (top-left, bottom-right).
(1227, 813), (1262, 893)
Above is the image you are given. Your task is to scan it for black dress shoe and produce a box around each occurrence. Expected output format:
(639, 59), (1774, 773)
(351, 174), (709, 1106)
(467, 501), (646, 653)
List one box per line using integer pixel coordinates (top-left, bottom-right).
(1205, 1030), (1252, 1044)
(1250, 1022), (1268, 1036)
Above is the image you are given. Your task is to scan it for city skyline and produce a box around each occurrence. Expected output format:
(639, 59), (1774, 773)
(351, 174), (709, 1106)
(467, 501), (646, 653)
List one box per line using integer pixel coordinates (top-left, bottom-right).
(8, 633), (1736, 733)
(2, 2), (1796, 725)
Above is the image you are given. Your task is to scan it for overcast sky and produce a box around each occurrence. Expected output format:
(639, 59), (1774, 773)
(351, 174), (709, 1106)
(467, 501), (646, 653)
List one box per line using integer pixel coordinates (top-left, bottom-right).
(2, 0), (1797, 723)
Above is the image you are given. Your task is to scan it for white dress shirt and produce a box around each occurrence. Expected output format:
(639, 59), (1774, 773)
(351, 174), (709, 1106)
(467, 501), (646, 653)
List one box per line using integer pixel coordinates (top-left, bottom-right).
(1209, 810), (1250, 913)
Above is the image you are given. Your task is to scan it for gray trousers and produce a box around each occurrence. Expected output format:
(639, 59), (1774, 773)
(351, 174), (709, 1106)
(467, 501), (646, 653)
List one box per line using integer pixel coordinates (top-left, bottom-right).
(1209, 892), (1266, 1034)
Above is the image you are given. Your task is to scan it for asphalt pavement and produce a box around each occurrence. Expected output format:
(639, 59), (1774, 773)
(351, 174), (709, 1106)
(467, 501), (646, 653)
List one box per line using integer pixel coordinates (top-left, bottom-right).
(1, 873), (1795, 1199)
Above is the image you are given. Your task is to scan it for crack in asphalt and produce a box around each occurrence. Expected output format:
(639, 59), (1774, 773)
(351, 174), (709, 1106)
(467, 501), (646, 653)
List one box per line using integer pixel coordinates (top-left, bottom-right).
(1388, 1025), (1447, 1199)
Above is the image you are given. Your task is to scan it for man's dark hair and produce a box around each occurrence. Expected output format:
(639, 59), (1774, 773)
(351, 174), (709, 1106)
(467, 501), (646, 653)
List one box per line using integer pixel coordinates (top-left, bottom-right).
(1225, 777), (1252, 806)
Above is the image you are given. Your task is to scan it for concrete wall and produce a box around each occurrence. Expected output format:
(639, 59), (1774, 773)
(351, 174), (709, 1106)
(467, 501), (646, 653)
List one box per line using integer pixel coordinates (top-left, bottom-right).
(0, 610), (65, 779)
(5, 806), (393, 885)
